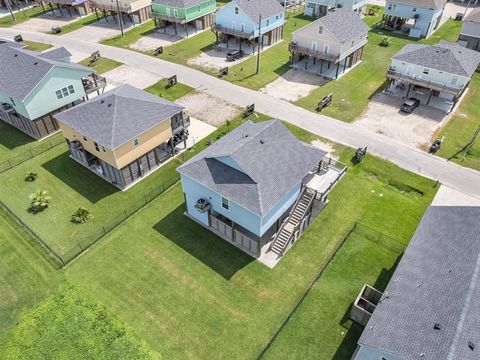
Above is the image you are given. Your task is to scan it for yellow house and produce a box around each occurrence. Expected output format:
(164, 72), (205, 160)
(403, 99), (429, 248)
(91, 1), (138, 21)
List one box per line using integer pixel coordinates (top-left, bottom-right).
(55, 84), (189, 190)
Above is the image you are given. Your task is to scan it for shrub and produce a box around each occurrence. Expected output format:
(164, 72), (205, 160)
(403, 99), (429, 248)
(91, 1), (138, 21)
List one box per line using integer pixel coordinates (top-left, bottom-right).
(25, 172), (38, 182)
(380, 36), (391, 47)
(29, 190), (51, 213)
(71, 207), (93, 224)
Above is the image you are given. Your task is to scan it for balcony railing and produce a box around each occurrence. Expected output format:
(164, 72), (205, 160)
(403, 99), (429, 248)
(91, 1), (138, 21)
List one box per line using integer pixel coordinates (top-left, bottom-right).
(82, 74), (107, 95)
(289, 42), (340, 63)
(90, 1), (131, 13)
(386, 69), (462, 95)
(151, 13), (186, 24)
(212, 24), (255, 40)
(172, 115), (191, 135)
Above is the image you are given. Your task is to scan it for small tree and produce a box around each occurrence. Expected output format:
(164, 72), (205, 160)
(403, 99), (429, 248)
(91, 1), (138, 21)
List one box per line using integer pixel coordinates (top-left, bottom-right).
(380, 36), (391, 47)
(71, 208), (93, 224)
(25, 172), (38, 182)
(30, 190), (51, 213)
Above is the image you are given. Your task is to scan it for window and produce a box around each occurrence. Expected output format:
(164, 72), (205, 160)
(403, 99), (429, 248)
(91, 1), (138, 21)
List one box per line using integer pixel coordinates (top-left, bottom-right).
(266, 19), (269, 26)
(68, 85), (75, 94)
(451, 77), (458, 86)
(423, 68), (429, 75)
(235, 6), (238, 14)
(94, 142), (100, 152)
(102, 146), (106, 152)
(56, 90), (63, 99)
(133, 138), (140, 146)
(387, 3), (392, 10)
(62, 87), (69, 97)
(413, 7), (417, 11)
(221, 196), (230, 210)
(318, 26), (323, 34)
(276, 15), (279, 20)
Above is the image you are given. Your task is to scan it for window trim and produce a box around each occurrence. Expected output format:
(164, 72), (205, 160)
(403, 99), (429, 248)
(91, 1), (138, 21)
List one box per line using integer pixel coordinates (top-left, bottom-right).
(133, 138), (140, 147)
(221, 196), (230, 211)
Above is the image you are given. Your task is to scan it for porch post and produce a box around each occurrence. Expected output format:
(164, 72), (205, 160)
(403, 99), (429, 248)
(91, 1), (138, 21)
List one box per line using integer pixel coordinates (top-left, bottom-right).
(406, 83), (412, 98)
(426, 91), (433, 105)
(335, 62), (340, 79)
(93, 74), (100, 96)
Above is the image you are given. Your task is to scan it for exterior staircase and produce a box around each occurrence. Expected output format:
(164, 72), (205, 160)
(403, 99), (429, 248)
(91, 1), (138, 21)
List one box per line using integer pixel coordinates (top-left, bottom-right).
(270, 187), (316, 257)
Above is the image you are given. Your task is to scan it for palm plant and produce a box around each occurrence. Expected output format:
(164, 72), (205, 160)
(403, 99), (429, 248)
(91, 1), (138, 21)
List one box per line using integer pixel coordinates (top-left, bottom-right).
(71, 208), (93, 224)
(29, 190), (51, 213)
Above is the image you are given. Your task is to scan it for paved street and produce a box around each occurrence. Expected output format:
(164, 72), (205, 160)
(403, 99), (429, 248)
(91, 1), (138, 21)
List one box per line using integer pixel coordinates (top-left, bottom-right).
(1, 28), (480, 199)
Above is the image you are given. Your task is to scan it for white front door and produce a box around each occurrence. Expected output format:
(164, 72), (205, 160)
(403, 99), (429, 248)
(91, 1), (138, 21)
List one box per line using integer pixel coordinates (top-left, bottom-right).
(323, 44), (330, 53)
(232, 21), (236, 30)
(311, 41), (318, 51)
(166, 7), (171, 16)
(173, 9), (178, 17)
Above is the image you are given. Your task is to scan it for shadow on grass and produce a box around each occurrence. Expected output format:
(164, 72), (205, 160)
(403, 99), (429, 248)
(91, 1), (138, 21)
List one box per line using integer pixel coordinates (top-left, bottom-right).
(42, 151), (117, 203)
(0, 122), (35, 150)
(153, 205), (254, 280)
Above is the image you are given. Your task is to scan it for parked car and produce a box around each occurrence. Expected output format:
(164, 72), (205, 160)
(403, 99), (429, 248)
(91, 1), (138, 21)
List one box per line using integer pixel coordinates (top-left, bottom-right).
(226, 50), (244, 62)
(401, 98), (421, 113)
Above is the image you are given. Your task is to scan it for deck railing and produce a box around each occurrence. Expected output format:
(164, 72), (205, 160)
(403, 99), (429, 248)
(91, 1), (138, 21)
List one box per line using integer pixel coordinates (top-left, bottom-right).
(289, 42), (339, 63)
(83, 74), (107, 95)
(151, 13), (186, 24)
(386, 69), (462, 95)
(212, 24), (255, 40)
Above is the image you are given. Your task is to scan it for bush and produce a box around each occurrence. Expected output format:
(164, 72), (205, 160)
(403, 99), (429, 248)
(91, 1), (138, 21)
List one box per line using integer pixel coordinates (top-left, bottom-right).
(71, 207), (93, 224)
(25, 172), (38, 182)
(380, 36), (391, 47)
(29, 190), (51, 213)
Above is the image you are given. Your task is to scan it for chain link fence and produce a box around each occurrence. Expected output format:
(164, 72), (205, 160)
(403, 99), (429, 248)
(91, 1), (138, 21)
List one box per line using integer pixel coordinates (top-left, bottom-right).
(352, 222), (405, 254)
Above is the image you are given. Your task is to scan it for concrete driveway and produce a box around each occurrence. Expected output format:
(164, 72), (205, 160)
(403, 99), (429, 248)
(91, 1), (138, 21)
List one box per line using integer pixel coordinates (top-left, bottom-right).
(63, 18), (134, 43)
(356, 92), (450, 149)
(12, 12), (80, 33)
(103, 65), (163, 89)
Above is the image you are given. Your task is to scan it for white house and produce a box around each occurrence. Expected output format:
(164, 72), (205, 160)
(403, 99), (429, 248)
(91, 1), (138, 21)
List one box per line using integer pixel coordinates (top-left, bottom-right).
(304, 0), (366, 17)
(459, 8), (480, 51)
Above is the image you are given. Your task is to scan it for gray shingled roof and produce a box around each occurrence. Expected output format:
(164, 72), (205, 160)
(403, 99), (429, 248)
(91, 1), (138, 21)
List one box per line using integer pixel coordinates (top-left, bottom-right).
(388, 0), (446, 9)
(151, 0), (208, 8)
(54, 85), (184, 149)
(233, 0), (284, 22)
(299, 8), (368, 43)
(359, 206), (480, 360)
(38, 47), (72, 62)
(465, 8), (480, 23)
(177, 120), (326, 216)
(393, 41), (480, 78)
(0, 43), (92, 101)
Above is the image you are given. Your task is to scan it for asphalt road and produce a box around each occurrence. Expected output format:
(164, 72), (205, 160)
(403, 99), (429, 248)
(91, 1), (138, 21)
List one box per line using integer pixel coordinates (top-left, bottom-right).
(2, 28), (480, 199)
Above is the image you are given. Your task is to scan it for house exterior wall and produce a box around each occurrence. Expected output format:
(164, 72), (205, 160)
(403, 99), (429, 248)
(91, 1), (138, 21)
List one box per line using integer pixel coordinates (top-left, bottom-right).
(181, 174), (262, 235)
(90, 0), (150, 13)
(215, 0), (285, 36)
(304, 0), (366, 16)
(384, 2), (444, 38)
(390, 58), (470, 90)
(151, 0), (216, 21)
(25, 67), (90, 121)
(353, 344), (406, 360)
(459, 22), (480, 50)
(59, 117), (174, 169)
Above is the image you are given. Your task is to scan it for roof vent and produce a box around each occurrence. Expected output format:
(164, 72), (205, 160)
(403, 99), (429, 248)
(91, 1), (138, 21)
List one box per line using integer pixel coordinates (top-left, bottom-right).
(416, 283), (422, 288)
(33, 62), (38, 65)
(100, 100), (105, 104)
(14, 54), (18, 57)
(107, 104), (112, 107)
(468, 341), (475, 351)
(260, 139), (265, 144)
(433, 323), (441, 330)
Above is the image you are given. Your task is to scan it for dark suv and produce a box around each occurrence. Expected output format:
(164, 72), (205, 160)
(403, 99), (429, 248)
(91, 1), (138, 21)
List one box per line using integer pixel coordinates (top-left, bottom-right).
(400, 98), (421, 113)
(226, 50), (244, 62)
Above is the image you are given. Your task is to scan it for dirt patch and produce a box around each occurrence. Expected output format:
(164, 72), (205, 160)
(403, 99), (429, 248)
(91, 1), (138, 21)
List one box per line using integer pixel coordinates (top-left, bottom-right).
(356, 92), (451, 149)
(260, 69), (327, 102)
(63, 20), (134, 43)
(188, 46), (250, 71)
(103, 65), (162, 89)
(311, 139), (336, 158)
(129, 32), (181, 52)
(176, 92), (241, 127)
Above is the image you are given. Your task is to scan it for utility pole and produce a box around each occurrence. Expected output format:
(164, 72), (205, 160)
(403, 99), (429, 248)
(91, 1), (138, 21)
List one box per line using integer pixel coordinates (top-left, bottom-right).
(256, 14), (262, 75)
(115, 0), (124, 37)
(5, 0), (16, 22)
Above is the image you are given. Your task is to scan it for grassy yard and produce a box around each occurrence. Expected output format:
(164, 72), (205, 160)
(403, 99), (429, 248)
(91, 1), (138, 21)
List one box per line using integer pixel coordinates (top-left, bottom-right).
(435, 72), (480, 172)
(262, 229), (403, 360)
(0, 6), (46, 27)
(294, 11), (463, 122)
(0, 122), (62, 164)
(63, 128), (437, 359)
(102, 19), (159, 49)
(51, 13), (97, 35)
(78, 57), (123, 75)
(0, 286), (158, 359)
(22, 40), (52, 52)
(0, 208), (59, 340)
(145, 79), (194, 101)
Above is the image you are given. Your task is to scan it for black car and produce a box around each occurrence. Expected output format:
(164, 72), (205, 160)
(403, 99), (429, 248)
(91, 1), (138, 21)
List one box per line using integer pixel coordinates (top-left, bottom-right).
(400, 97), (421, 113)
(226, 50), (244, 62)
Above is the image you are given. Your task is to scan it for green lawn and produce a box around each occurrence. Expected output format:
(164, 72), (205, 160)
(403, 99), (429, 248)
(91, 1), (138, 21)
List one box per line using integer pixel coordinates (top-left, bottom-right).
(294, 13), (463, 122)
(0, 6), (46, 28)
(435, 71), (480, 171)
(78, 57), (123, 75)
(145, 79), (194, 101)
(102, 20), (158, 50)
(262, 229), (402, 360)
(22, 40), (52, 52)
(0, 286), (158, 360)
(0, 122), (63, 164)
(64, 136), (436, 359)
(0, 208), (59, 340)
(51, 13), (98, 35)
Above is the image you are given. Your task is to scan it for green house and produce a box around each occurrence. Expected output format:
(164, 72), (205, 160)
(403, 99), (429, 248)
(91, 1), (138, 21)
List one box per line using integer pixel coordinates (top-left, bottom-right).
(151, 0), (216, 37)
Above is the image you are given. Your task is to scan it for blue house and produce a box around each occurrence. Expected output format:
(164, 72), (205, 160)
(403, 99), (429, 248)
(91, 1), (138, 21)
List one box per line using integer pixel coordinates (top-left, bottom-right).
(177, 120), (346, 266)
(383, 0), (446, 38)
(304, 0), (366, 17)
(213, 0), (285, 53)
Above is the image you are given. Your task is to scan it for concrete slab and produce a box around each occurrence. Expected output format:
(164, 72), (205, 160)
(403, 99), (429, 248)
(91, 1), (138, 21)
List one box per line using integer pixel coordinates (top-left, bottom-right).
(260, 69), (327, 102)
(181, 117), (217, 150)
(356, 92), (450, 149)
(103, 65), (163, 89)
(63, 16), (134, 43)
(432, 185), (480, 206)
(12, 11), (80, 33)
(175, 92), (242, 127)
